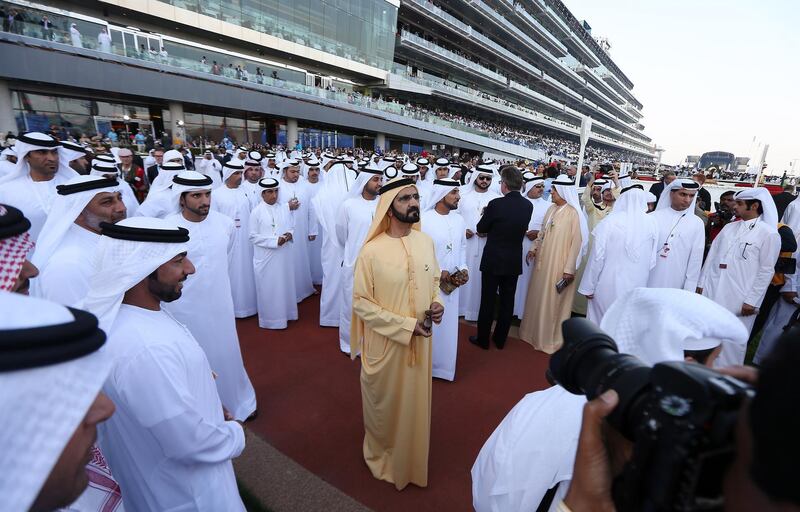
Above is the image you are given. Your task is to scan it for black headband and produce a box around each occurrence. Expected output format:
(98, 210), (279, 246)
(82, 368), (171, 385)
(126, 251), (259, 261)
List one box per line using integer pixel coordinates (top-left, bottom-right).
(61, 142), (88, 154)
(433, 179), (459, 186)
(100, 222), (190, 243)
(379, 178), (415, 195)
(361, 168), (383, 175)
(57, 178), (119, 196)
(0, 204), (31, 239)
(173, 175), (213, 187)
(620, 184), (644, 194)
(675, 181), (699, 190)
(0, 307), (105, 372)
(18, 133), (59, 148)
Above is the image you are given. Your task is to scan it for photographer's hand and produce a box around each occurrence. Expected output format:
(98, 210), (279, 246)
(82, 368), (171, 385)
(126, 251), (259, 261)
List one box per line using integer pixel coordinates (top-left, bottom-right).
(564, 390), (619, 512)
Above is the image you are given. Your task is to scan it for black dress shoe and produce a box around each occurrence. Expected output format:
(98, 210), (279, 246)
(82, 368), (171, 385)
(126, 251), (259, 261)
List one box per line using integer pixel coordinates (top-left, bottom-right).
(245, 409), (259, 422)
(494, 339), (505, 350)
(469, 335), (489, 350)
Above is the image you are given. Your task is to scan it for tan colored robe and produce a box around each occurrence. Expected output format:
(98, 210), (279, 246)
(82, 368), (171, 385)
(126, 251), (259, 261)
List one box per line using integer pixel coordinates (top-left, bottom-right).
(519, 204), (582, 353)
(572, 188), (618, 315)
(352, 229), (442, 490)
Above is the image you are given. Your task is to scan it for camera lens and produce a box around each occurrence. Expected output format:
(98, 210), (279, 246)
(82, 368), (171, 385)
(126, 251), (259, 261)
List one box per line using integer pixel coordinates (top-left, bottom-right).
(549, 318), (652, 439)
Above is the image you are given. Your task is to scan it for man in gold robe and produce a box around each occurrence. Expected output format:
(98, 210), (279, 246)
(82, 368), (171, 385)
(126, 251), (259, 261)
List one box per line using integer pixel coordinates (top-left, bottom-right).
(519, 174), (588, 353)
(350, 176), (445, 490)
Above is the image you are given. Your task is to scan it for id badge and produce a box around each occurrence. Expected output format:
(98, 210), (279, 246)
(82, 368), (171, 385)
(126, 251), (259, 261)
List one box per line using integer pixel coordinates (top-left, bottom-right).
(659, 243), (670, 258)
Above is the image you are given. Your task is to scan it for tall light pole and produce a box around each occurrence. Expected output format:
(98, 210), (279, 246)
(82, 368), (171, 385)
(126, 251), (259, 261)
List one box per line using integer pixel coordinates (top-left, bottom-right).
(122, 114), (130, 147)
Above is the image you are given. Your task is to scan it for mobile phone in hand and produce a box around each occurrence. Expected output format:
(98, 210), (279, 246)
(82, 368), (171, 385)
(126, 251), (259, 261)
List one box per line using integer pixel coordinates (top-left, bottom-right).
(555, 278), (568, 294)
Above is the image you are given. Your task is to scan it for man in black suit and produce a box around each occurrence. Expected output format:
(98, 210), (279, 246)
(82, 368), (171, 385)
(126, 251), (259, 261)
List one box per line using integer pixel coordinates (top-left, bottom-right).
(773, 184), (796, 221)
(470, 166), (533, 349)
(648, 170), (676, 206)
(145, 147), (164, 185)
(692, 172), (712, 212)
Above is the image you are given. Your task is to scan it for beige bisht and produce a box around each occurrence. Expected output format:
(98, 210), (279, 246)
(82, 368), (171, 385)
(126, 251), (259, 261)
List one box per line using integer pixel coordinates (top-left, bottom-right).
(519, 177), (587, 354)
(350, 176), (443, 490)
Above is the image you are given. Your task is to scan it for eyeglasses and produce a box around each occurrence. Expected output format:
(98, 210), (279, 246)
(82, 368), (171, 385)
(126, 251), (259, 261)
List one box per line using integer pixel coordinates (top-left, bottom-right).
(476, 176), (491, 181)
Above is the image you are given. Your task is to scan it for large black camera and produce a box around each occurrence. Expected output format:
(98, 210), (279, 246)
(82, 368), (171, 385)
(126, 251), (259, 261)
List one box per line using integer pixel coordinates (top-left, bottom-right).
(548, 318), (754, 511)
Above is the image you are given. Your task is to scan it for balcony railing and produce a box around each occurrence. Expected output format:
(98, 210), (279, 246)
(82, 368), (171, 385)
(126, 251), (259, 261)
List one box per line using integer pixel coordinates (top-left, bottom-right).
(398, 31), (507, 83)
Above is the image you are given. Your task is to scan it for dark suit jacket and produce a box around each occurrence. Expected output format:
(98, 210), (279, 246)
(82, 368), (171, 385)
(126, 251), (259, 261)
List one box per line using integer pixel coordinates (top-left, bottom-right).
(697, 187), (712, 212)
(476, 191), (533, 276)
(146, 164), (159, 185)
(649, 181), (665, 204)
(773, 192), (795, 221)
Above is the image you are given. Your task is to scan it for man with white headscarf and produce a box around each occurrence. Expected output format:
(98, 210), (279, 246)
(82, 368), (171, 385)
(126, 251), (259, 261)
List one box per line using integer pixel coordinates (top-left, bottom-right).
(416, 157), (432, 196)
(0, 146), (17, 175)
(195, 149), (223, 188)
(162, 171), (257, 420)
(31, 175), (127, 306)
(212, 160), (258, 318)
(61, 140), (91, 175)
(698, 187), (781, 364)
(513, 173), (549, 318)
(89, 159), (140, 216)
(0, 132), (78, 243)
(334, 165), (382, 354)
(422, 178), (468, 380)
(519, 174), (588, 353)
(471, 288), (748, 512)
(572, 173), (620, 317)
(135, 160), (185, 218)
(250, 177), (298, 329)
(578, 185), (659, 324)
(278, 159), (316, 302)
(0, 292), (117, 512)
(242, 153), (266, 208)
(82, 217), (247, 511)
(646, 178), (706, 291)
(311, 161), (355, 326)
(458, 164), (501, 320)
(305, 158), (324, 284)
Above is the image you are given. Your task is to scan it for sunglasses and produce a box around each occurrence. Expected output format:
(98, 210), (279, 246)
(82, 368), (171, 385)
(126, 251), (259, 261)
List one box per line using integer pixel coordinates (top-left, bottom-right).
(477, 176), (492, 181)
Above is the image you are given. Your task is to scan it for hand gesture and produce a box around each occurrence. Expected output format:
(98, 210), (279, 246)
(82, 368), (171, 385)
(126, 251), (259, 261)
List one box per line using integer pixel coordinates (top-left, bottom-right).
(741, 303), (756, 316)
(284, 232), (293, 242)
(288, 198), (300, 210)
(562, 273), (574, 285)
(277, 235), (287, 246)
(465, 229), (474, 239)
(413, 320), (432, 337)
(440, 270), (451, 284)
(526, 229), (538, 241)
(428, 302), (444, 324)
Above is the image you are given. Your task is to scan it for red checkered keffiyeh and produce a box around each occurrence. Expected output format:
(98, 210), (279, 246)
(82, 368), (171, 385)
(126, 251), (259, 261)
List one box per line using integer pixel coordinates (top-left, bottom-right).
(0, 230), (34, 291)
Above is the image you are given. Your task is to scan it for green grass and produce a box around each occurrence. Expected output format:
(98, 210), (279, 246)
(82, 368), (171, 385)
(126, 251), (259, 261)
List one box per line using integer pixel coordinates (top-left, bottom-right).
(238, 479), (272, 512)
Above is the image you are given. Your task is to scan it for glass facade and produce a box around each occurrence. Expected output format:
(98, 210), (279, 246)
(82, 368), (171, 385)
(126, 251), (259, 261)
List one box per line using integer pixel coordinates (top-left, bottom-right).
(161, 0), (398, 70)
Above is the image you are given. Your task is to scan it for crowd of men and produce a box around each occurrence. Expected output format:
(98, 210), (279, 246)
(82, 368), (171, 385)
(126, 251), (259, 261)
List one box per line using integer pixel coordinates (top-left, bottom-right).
(1, 130), (798, 511)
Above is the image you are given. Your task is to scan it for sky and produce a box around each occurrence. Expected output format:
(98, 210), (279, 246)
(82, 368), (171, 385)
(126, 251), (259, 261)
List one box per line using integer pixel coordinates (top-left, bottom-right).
(564, 0), (800, 173)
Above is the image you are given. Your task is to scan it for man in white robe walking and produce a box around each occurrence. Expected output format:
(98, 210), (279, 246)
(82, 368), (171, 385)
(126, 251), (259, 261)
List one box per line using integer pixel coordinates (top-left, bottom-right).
(514, 173), (548, 318)
(163, 171), (257, 420)
(83, 217), (246, 511)
(698, 187), (781, 366)
(211, 160), (258, 318)
(646, 179), (706, 291)
(0, 132), (78, 243)
(250, 178), (298, 329)
(422, 178), (468, 380)
(458, 165), (500, 320)
(242, 154), (265, 209)
(311, 161), (355, 327)
(305, 159), (324, 284)
(335, 165), (382, 354)
(278, 159), (316, 302)
(579, 186), (659, 324)
(31, 175), (126, 305)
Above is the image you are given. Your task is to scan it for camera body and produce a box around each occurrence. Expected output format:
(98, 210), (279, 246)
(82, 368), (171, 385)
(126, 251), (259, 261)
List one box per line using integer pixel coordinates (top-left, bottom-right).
(549, 318), (754, 511)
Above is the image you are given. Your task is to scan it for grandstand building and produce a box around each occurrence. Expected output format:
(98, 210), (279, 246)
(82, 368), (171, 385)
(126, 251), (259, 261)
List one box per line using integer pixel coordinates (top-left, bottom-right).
(0, 0), (656, 160)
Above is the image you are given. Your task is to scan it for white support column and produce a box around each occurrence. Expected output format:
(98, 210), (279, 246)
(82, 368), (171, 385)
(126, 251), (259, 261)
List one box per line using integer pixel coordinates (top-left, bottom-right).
(286, 118), (298, 149)
(376, 133), (386, 152)
(0, 80), (17, 137)
(168, 101), (185, 146)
